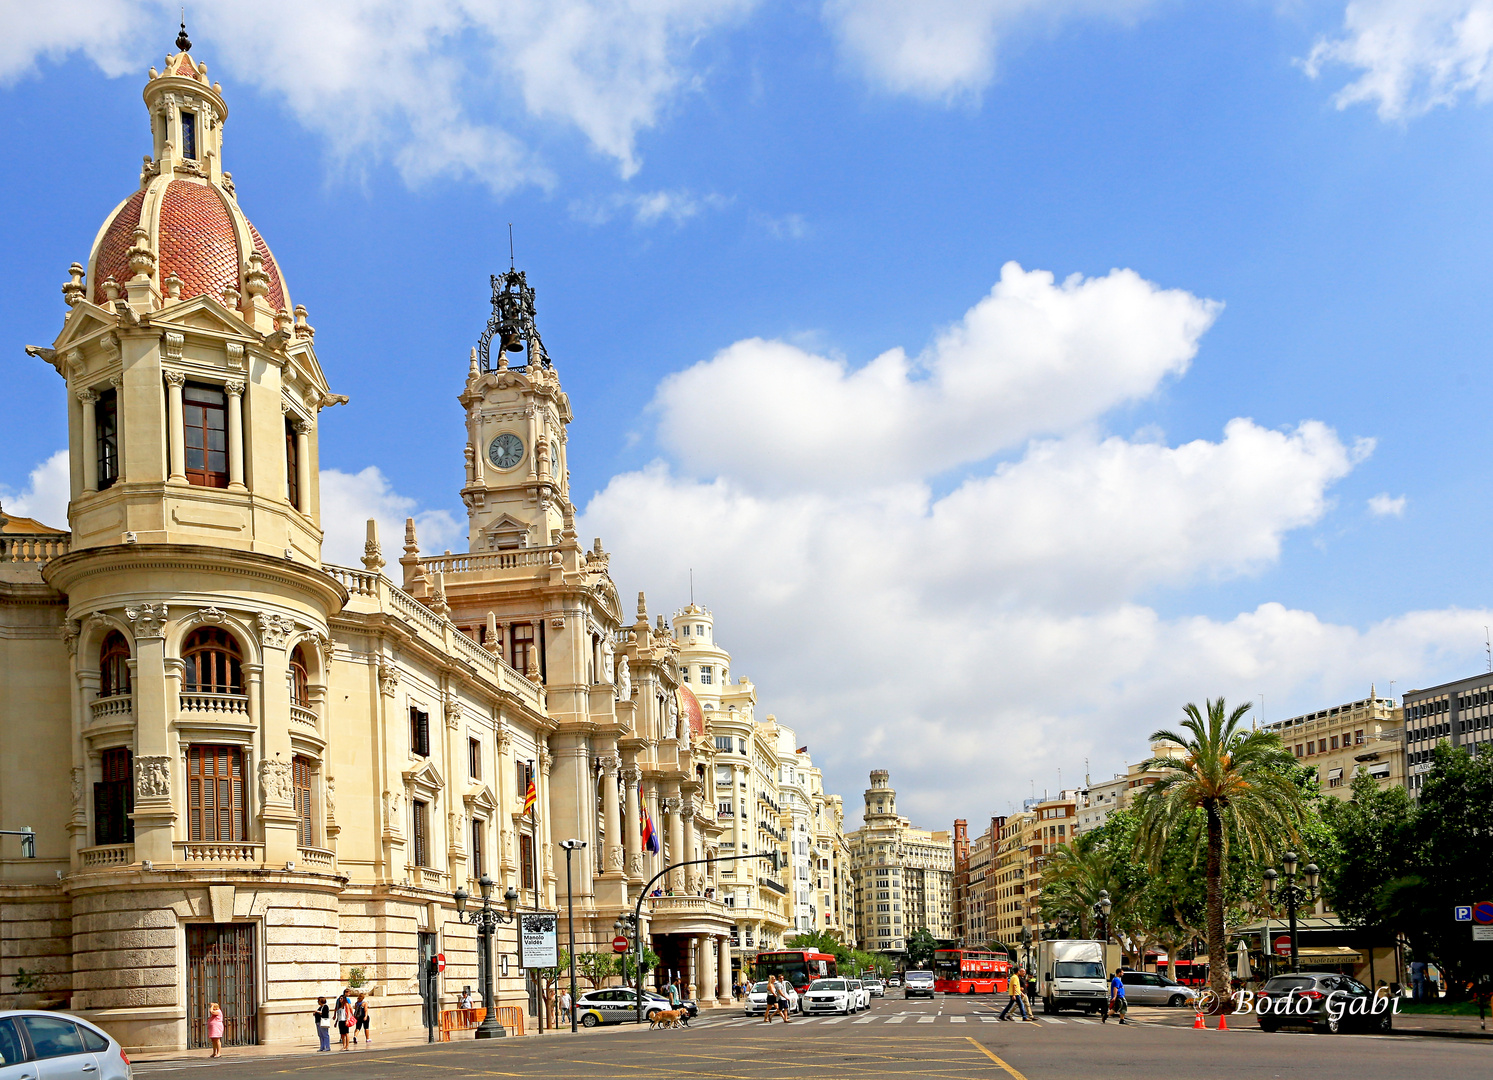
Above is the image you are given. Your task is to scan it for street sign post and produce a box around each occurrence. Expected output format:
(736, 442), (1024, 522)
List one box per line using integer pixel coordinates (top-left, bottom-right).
(520, 913), (559, 969)
(1274, 934), (1292, 957)
(435, 953), (446, 973)
(1474, 926), (1493, 942)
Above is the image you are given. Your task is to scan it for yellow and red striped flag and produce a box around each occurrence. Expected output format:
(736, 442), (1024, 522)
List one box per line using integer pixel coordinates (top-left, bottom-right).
(524, 777), (537, 815)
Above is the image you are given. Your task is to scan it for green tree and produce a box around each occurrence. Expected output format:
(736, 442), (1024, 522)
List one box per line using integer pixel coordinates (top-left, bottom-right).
(573, 950), (616, 989)
(1320, 771), (1416, 932)
(1133, 698), (1307, 1000)
(617, 946), (661, 986)
(906, 927), (939, 969)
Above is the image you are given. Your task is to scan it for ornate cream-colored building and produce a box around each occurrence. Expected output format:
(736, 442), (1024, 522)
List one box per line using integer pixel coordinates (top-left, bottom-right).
(846, 771), (952, 958)
(0, 37), (751, 1053)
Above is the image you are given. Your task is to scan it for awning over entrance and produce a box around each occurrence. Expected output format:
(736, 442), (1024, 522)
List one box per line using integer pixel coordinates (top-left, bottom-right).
(1297, 946), (1363, 964)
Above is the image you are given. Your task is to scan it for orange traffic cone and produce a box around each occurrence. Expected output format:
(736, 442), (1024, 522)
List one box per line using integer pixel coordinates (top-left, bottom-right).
(1217, 1013), (1229, 1031)
(1193, 1012), (1205, 1029)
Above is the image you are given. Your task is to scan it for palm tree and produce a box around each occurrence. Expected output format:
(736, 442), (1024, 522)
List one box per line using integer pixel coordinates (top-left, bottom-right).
(1038, 832), (1117, 938)
(1133, 697), (1305, 1001)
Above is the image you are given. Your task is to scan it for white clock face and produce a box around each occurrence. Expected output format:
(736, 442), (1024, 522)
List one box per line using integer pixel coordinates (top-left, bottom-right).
(488, 433), (524, 470)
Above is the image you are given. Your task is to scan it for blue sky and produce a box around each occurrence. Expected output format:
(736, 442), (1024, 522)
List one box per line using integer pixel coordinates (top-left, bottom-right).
(5, 1), (1493, 824)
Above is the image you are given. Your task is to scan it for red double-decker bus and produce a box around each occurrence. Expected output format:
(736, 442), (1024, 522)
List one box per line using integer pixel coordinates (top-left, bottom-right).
(754, 949), (838, 991)
(933, 948), (1011, 994)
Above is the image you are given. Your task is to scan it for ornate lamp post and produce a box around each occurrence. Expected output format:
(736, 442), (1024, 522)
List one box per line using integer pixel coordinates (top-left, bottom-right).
(1093, 890), (1112, 943)
(559, 840), (587, 1033)
(452, 875), (520, 1039)
(1263, 852), (1319, 974)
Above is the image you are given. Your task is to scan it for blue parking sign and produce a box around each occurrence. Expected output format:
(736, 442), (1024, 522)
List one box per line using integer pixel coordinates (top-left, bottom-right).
(1455, 906), (1473, 922)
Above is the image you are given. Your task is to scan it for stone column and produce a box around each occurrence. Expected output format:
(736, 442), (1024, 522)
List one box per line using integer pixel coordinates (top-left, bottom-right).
(621, 764), (642, 880)
(77, 389), (98, 493)
(601, 753), (623, 876)
(717, 936), (732, 1004)
(124, 604), (173, 865)
(680, 802), (696, 889)
(701, 933), (717, 1007)
(164, 372), (186, 482)
(294, 419), (313, 513)
(255, 612), (299, 867)
(224, 380), (245, 489)
(664, 788), (684, 890)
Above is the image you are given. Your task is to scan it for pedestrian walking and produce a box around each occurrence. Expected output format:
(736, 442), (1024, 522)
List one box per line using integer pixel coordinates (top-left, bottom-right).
(335, 990), (352, 1050)
(999, 969), (1032, 1021)
(763, 975), (780, 1023)
(312, 997), (332, 1052)
(206, 1002), (224, 1057)
(1108, 968), (1128, 1025)
(560, 988), (572, 1024)
(353, 993), (370, 1046)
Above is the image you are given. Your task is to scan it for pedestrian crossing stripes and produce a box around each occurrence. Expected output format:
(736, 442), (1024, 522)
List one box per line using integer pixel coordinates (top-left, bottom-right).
(950, 1016), (966, 1022)
(917, 1017), (935, 1023)
(1042, 1017), (1066, 1024)
(884, 1016), (907, 1023)
(694, 1012), (1149, 1029)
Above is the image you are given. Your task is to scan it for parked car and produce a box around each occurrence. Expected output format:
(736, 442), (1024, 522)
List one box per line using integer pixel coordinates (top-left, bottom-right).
(1119, 970), (1198, 1007)
(576, 988), (696, 1027)
(864, 980), (885, 998)
(1255, 973), (1393, 1034)
(904, 970), (935, 998)
(0, 1010), (131, 1080)
(846, 979), (869, 1011)
(803, 978), (856, 1015)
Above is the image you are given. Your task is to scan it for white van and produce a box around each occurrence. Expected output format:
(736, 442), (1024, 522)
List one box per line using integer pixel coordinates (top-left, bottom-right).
(904, 970), (935, 999)
(1036, 939), (1121, 1015)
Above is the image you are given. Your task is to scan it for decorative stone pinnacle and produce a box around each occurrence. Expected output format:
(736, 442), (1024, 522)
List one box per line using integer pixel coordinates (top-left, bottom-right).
(362, 518), (385, 574)
(62, 263), (86, 307)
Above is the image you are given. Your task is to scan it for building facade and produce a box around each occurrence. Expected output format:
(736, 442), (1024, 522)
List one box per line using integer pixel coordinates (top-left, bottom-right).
(846, 771), (952, 957)
(0, 40), (810, 1051)
(1265, 690), (1404, 798)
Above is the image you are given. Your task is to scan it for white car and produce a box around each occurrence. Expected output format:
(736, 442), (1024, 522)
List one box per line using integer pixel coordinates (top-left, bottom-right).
(865, 980), (885, 998)
(802, 978), (856, 1015)
(744, 981), (800, 1016)
(846, 979), (869, 1011)
(0, 1010), (132, 1080)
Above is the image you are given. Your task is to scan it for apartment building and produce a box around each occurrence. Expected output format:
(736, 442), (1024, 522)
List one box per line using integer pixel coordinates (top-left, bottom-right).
(847, 771), (954, 956)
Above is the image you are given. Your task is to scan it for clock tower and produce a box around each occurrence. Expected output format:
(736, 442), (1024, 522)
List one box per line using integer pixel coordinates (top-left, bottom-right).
(459, 268), (574, 550)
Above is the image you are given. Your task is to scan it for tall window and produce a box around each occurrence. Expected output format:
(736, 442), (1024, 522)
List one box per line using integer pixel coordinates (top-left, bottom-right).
(700, 665), (713, 685)
(187, 745), (247, 842)
(99, 630), (131, 698)
(470, 818), (485, 877)
(509, 623), (534, 675)
(410, 707), (430, 757)
(182, 628), (242, 694)
(96, 388), (119, 490)
(94, 747), (134, 845)
(293, 756), (314, 848)
(468, 738), (481, 780)
(289, 645), (309, 708)
(519, 831), (536, 891)
(183, 384), (228, 488)
(412, 800), (430, 867)
(285, 417), (300, 510)
(181, 110), (197, 159)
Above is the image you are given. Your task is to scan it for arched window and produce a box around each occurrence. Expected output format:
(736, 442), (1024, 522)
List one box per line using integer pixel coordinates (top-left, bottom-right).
(182, 628), (242, 694)
(289, 644), (309, 707)
(99, 630), (132, 698)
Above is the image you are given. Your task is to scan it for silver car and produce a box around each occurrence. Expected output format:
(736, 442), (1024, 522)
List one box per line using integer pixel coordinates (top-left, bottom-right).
(1118, 971), (1198, 1007)
(0, 1011), (131, 1080)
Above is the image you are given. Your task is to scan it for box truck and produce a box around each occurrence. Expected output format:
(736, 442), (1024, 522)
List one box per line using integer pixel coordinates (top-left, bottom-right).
(1036, 939), (1122, 1015)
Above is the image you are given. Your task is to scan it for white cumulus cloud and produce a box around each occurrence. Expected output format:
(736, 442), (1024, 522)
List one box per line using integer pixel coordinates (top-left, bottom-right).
(821, 0), (1158, 101)
(1305, 1), (1493, 120)
(318, 466), (462, 567)
(0, 450), (70, 531)
(0, 0), (758, 192)
(1368, 491), (1407, 516)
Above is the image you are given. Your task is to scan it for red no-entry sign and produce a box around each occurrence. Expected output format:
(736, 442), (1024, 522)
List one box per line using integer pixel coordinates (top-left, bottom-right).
(1473, 901), (1493, 925)
(1274, 935), (1292, 956)
(435, 953), (446, 972)
(612, 936), (629, 954)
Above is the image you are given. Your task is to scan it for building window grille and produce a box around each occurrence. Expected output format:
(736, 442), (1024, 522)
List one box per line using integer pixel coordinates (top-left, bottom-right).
(520, 831), (537, 891)
(471, 819), (485, 877)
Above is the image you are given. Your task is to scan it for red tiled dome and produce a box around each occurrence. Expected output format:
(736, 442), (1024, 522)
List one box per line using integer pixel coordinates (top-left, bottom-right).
(679, 685), (705, 738)
(90, 180), (286, 311)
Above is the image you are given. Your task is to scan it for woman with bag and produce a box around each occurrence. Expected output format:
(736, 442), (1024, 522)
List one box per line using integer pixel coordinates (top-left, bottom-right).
(353, 993), (371, 1046)
(335, 991), (352, 1050)
(312, 997), (331, 1052)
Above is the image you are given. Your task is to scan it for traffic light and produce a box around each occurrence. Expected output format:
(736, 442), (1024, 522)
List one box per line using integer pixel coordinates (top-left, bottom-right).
(20, 827), (34, 859)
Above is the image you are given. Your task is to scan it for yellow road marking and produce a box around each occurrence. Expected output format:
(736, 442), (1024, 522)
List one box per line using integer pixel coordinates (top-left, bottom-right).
(966, 1037), (1030, 1080)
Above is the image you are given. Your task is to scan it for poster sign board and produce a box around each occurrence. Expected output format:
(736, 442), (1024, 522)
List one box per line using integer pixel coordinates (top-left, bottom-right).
(520, 913), (558, 969)
(1473, 926), (1493, 942)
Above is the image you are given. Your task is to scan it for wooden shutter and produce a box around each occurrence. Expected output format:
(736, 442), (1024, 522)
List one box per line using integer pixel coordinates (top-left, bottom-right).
(188, 745), (246, 842)
(520, 831), (535, 890)
(293, 757), (313, 848)
(412, 800), (428, 867)
(471, 819), (484, 877)
(411, 707), (430, 757)
(94, 747), (134, 845)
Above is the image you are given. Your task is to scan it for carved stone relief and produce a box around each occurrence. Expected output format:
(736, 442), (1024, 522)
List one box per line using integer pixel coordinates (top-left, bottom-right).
(259, 757), (292, 804)
(136, 756), (170, 799)
(256, 611), (295, 649)
(126, 603), (168, 640)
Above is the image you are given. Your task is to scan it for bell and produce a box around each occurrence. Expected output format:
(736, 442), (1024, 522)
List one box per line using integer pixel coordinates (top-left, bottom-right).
(502, 327), (525, 353)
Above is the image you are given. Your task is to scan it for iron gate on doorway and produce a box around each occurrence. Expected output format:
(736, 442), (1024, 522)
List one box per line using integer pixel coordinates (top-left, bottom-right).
(186, 923), (258, 1048)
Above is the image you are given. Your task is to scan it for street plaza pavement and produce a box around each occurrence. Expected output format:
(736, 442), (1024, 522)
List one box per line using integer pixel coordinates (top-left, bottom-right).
(129, 995), (1493, 1080)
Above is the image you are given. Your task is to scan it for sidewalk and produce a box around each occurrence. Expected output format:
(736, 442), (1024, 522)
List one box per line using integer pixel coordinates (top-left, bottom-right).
(132, 1023), (545, 1066)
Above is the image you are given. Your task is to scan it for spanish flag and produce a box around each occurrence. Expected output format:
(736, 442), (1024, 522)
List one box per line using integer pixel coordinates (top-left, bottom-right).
(640, 787), (659, 854)
(524, 777), (537, 816)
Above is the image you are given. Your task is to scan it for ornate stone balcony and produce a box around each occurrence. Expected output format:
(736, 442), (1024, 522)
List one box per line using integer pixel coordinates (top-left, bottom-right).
(175, 841), (262, 865)
(90, 693), (134, 722)
(297, 846), (335, 871)
(180, 692), (249, 717)
(290, 703), (317, 728)
(78, 843), (134, 869)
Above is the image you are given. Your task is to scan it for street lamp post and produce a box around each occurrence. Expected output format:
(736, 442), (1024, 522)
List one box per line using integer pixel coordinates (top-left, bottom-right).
(559, 840), (586, 1034)
(1263, 852), (1319, 974)
(1093, 890), (1112, 943)
(452, 875), (521, 1039)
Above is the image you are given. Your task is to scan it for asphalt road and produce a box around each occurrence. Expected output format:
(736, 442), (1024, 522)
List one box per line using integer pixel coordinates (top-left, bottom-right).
(133, 992), (1492, 1080)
